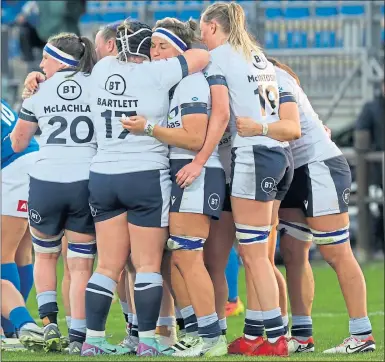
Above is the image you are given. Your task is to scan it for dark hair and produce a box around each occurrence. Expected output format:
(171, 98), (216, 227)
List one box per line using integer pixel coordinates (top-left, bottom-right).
(99, 21), (122, 42)
(153, 17), (200, 49)
(47, 32), (97, 76)
(267, 57), (301, 85)
(116, 19), (152, 61)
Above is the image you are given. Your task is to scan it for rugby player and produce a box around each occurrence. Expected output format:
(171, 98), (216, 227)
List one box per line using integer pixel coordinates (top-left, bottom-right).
(11, 32), (98, 354)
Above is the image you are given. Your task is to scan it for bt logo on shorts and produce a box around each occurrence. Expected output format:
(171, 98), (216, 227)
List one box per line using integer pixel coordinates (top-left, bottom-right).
(89, 204), (98, 217)
(261, 177), (277, 194)
(208, 193), (220, 211)
(29, 209), (41, 224)
(17, 200), (28, 212)
(342, 188), (351, 205)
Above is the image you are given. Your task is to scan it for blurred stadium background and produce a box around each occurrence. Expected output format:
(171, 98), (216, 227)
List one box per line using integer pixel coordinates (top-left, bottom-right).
(1, 0), (384, 260)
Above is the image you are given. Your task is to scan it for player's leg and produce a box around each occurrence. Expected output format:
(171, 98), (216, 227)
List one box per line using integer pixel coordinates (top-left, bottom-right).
(15, 228), (34, 303)
(204, 210), (236, 335)
(65, 230), (95, 354)
(156, 280), (177, 346)
(225, 246), (244, 317)
(30, 225), (63, 352)
(64, 179), (98, 355)
(305, 156), (373, 353)
(279, 208), (314, 353)
(118, 169), (171, 356)
(1, 279), (44, 351)
(1, 151), (36, 336)
(119, 258), (138, 351)
(1, 216), (27, 337)
(230, 146), (291, 357)
(117, 270), (128, 327)
(313, 213), (375, 354)
(268, 202), (288, 335)
(28, 178), (68, 352)
(60, 236), (71, 346)
(168, 254), (199, 343)
(166, 163), (227, 357)
(82, 171), (132, 356)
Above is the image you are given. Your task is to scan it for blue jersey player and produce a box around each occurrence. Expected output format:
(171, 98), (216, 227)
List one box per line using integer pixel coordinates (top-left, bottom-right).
(1, 99), (38, 341)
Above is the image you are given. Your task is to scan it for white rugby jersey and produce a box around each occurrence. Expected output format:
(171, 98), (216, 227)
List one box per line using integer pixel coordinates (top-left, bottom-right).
(168, 72), (222, 168)
(275, 66), (342, 169)
(19, 69), (96, 182)
(90, 55), (187, 174)
(204, 43), (288, 149)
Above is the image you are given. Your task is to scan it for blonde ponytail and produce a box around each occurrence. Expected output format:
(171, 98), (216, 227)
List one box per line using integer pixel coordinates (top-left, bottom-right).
(202, 1), (261, 60)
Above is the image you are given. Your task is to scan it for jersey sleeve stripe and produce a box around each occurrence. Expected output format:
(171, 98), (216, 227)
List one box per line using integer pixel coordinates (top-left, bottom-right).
(19, 109), (38, 123)
(176, 55), (189, 79)
(206, 75), (228, 87)
(279, 92), (296, 104)
(20, 107), (34, 116)
(180, 102), (208, 116)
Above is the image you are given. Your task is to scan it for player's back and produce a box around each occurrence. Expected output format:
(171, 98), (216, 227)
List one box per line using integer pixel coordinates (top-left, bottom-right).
(1, 99), (39, 169)
(274, 66), (341, 168)
(207, 43), (286, 149)
(19, 69), (96, 182)
(90, 56), (175, 174)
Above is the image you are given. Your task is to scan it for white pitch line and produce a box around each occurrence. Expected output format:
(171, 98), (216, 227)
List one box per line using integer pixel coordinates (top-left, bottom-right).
(53, 310), (384, 323)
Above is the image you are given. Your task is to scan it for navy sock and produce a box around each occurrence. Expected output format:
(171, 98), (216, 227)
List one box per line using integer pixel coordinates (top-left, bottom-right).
(134, 273), (163, 337)
(36, 291), (58, 326)
(85, 273), (116, 336)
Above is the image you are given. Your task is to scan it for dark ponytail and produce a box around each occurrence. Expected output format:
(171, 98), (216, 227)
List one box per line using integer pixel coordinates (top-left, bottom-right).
(47, 32), (97, 76)
(77, 36), (97, 75)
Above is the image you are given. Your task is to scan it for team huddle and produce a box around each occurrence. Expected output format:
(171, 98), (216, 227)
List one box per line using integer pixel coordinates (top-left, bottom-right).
(1, 1), (377, 358)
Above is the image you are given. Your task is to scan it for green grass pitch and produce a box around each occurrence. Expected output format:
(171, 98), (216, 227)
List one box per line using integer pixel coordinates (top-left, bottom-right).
(2, 260), (384, 361)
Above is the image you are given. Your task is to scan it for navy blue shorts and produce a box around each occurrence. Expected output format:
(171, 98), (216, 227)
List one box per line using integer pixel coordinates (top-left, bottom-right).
(88, 169), (171, 227)
(169, 159), (226, 220)
(280, 155), (351, 217)
(28, 177), (95, 236)
(230, 145), (294, 202)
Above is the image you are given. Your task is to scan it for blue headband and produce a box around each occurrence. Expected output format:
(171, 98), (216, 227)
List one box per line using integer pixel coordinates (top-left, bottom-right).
(152, 27), (188, 53)
(44, 43), (79, 67)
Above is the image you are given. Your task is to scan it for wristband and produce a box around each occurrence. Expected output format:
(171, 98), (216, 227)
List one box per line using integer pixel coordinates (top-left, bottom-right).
(261, 123), (269, 136)
(144, 120), (155, 137)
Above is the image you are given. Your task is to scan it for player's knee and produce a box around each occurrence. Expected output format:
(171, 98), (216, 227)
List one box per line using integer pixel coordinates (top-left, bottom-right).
(67, 240), (97, 259)
(167, 235), (205, 251)
(311, 225), (349, 246)
(278, 220), (313, 242)
(235, 223), (270, 246)
(31, 229), (63, 254)
(1, 279), (13, 290)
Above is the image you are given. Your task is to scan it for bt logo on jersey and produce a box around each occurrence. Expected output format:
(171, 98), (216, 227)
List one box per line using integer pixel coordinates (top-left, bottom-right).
(57, 79), (82, 101)
(17, 200), (28, 212)
(105, 74), (126, 95)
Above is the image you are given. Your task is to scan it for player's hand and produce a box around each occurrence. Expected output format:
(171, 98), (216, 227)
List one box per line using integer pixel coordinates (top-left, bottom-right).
(24, 71), (46, 93)
(21, 87), (34, 100)
(323, 124), (332, 138)
(120, 115), (146, 134)
(236, 116), (259, 137)
(176, 160), (203, 188)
